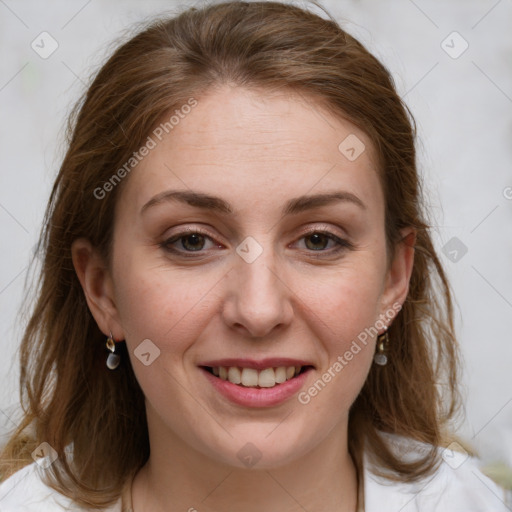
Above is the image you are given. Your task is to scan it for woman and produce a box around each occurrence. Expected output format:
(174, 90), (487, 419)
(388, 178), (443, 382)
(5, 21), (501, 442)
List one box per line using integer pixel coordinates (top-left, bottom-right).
(0, 1), (508, 510)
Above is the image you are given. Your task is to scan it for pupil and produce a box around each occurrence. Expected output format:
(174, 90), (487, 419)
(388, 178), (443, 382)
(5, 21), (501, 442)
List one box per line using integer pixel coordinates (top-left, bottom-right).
(306, 233), (327, 250)
(182, 234), (204, 251)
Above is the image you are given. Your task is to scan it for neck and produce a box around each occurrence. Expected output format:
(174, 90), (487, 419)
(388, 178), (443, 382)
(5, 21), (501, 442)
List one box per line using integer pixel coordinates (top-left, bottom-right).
(131, 416), (359, 512)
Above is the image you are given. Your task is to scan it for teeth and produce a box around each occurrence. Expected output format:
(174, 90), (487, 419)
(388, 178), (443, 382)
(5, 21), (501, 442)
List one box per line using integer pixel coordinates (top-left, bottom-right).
(228, 366), (241, 384)
(258, 368), (275, 388)
(241, 368), (258, 387)
(212, 366), (302, 388)
(275, 367), (287, 384)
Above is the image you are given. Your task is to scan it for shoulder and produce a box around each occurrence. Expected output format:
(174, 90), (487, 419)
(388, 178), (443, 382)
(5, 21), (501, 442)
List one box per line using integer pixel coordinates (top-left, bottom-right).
(363, 434), (511, 512)
(0, 462), (122, 511)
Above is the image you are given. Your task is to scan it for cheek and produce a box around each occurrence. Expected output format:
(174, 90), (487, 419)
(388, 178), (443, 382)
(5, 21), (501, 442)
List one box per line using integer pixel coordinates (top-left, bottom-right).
(305, 279), (380, 364)
(112, 260), (226, 409)
(299, 256), (386, 339)
(292, 253), (386, 394)
(111, 244), (223, 352)
(294, 283), (378, 414)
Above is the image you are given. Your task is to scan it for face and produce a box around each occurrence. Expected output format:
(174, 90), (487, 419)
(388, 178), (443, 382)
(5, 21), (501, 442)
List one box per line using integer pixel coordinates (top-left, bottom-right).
(75, 85), (413, 469)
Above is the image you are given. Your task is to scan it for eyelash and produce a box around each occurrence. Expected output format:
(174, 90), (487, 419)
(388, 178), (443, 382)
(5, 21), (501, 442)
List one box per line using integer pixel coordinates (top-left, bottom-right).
(159, 227), (354, 258)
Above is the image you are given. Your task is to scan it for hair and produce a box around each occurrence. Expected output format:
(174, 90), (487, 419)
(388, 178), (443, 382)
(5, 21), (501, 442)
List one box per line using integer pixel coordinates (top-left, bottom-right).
(0, 0), (462, 508)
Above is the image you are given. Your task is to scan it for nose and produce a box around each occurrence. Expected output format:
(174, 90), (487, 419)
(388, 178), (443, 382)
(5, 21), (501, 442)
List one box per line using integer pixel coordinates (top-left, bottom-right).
(221, 246), (294, 338)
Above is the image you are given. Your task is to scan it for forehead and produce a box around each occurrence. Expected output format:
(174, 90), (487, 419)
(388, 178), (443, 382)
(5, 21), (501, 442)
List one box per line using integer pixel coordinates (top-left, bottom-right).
(118, 85), (383, 218)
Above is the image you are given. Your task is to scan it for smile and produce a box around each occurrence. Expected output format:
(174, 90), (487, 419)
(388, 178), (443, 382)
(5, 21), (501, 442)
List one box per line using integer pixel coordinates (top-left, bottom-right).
(199, 362), (315, 407)
(202, 365), (312, 388)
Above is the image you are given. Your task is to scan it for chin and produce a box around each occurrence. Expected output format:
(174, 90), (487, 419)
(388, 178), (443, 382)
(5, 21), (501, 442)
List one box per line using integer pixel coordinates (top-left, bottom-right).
(205, 431), (313, 471)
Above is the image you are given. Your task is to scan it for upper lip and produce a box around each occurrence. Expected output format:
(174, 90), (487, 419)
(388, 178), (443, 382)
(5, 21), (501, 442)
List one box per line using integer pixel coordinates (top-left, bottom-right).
(198, 358), (315, 370)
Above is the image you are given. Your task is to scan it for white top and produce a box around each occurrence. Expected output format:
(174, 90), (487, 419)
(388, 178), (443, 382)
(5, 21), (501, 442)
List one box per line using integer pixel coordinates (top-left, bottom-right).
(0, 441), (510, 511)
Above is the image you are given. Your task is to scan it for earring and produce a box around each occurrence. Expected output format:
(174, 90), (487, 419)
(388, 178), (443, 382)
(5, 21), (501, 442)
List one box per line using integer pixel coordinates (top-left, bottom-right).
(106, 332), (120, 370)
(374, 330), (389, 366)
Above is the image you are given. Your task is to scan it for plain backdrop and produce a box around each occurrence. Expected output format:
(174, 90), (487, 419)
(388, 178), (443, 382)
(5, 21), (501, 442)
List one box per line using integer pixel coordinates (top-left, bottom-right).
(0, 0), (511, 468)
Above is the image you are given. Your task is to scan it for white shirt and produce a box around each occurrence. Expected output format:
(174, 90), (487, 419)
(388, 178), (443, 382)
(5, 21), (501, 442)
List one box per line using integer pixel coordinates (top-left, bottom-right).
(0, 445), (510, 511)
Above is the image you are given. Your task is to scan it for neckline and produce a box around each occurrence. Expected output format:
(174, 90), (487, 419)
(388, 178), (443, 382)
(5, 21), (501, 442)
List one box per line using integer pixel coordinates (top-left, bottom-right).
(121, 460), (365, 512)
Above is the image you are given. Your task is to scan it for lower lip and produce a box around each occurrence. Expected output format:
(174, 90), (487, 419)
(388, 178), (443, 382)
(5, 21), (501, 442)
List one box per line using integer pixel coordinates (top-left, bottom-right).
(200, 367), (313, 407)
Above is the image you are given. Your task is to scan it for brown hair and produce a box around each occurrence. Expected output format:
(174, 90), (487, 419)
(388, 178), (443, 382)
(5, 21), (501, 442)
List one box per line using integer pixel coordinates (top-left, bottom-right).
(1, 0), (462, 507)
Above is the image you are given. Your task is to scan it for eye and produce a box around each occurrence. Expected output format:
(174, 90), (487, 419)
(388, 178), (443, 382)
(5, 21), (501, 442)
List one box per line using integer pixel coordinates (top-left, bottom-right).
(159, 226), (352, 259)
(178, 233), (208, 251)
(303, 232), (334, 251)
(160, 229), (223, 255)
(293, 229), (353, 254)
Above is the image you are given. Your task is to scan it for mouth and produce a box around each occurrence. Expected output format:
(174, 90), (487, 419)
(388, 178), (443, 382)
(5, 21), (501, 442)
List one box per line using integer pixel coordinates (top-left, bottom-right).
(199, 364), (314, 389)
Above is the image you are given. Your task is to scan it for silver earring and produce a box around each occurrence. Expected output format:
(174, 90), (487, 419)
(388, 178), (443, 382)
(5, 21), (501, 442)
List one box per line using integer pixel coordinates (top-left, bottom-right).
(374, 330), (389, 366)
(106, 332), (120, 370)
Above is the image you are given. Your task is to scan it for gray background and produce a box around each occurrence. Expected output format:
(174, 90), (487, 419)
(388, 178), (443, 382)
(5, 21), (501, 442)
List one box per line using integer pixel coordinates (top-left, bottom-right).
(0, 0), (511, 470)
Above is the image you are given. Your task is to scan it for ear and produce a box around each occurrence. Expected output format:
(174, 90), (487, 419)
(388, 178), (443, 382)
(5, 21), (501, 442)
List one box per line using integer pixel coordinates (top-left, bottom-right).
(71, 238), (124, 341)
(379, 228), (416, 323)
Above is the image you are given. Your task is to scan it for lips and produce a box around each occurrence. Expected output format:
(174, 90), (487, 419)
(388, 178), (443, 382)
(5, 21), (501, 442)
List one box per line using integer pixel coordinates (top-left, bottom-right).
(198, 357), (315, 371)
(199, 362), (314, 407)
(196, 357), (316, 407)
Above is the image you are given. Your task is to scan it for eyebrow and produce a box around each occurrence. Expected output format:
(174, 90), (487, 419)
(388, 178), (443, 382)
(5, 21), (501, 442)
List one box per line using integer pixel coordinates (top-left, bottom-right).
(140, 189), (366, 216)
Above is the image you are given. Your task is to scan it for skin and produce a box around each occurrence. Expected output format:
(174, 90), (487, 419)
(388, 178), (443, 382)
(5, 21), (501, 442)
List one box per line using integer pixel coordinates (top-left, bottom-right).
(72, 85), (415, 512)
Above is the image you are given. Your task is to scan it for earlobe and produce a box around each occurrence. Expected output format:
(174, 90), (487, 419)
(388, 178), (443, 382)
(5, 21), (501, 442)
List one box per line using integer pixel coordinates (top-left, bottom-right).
(71, 238), (123, 340)
(381, 228), (416, 315)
